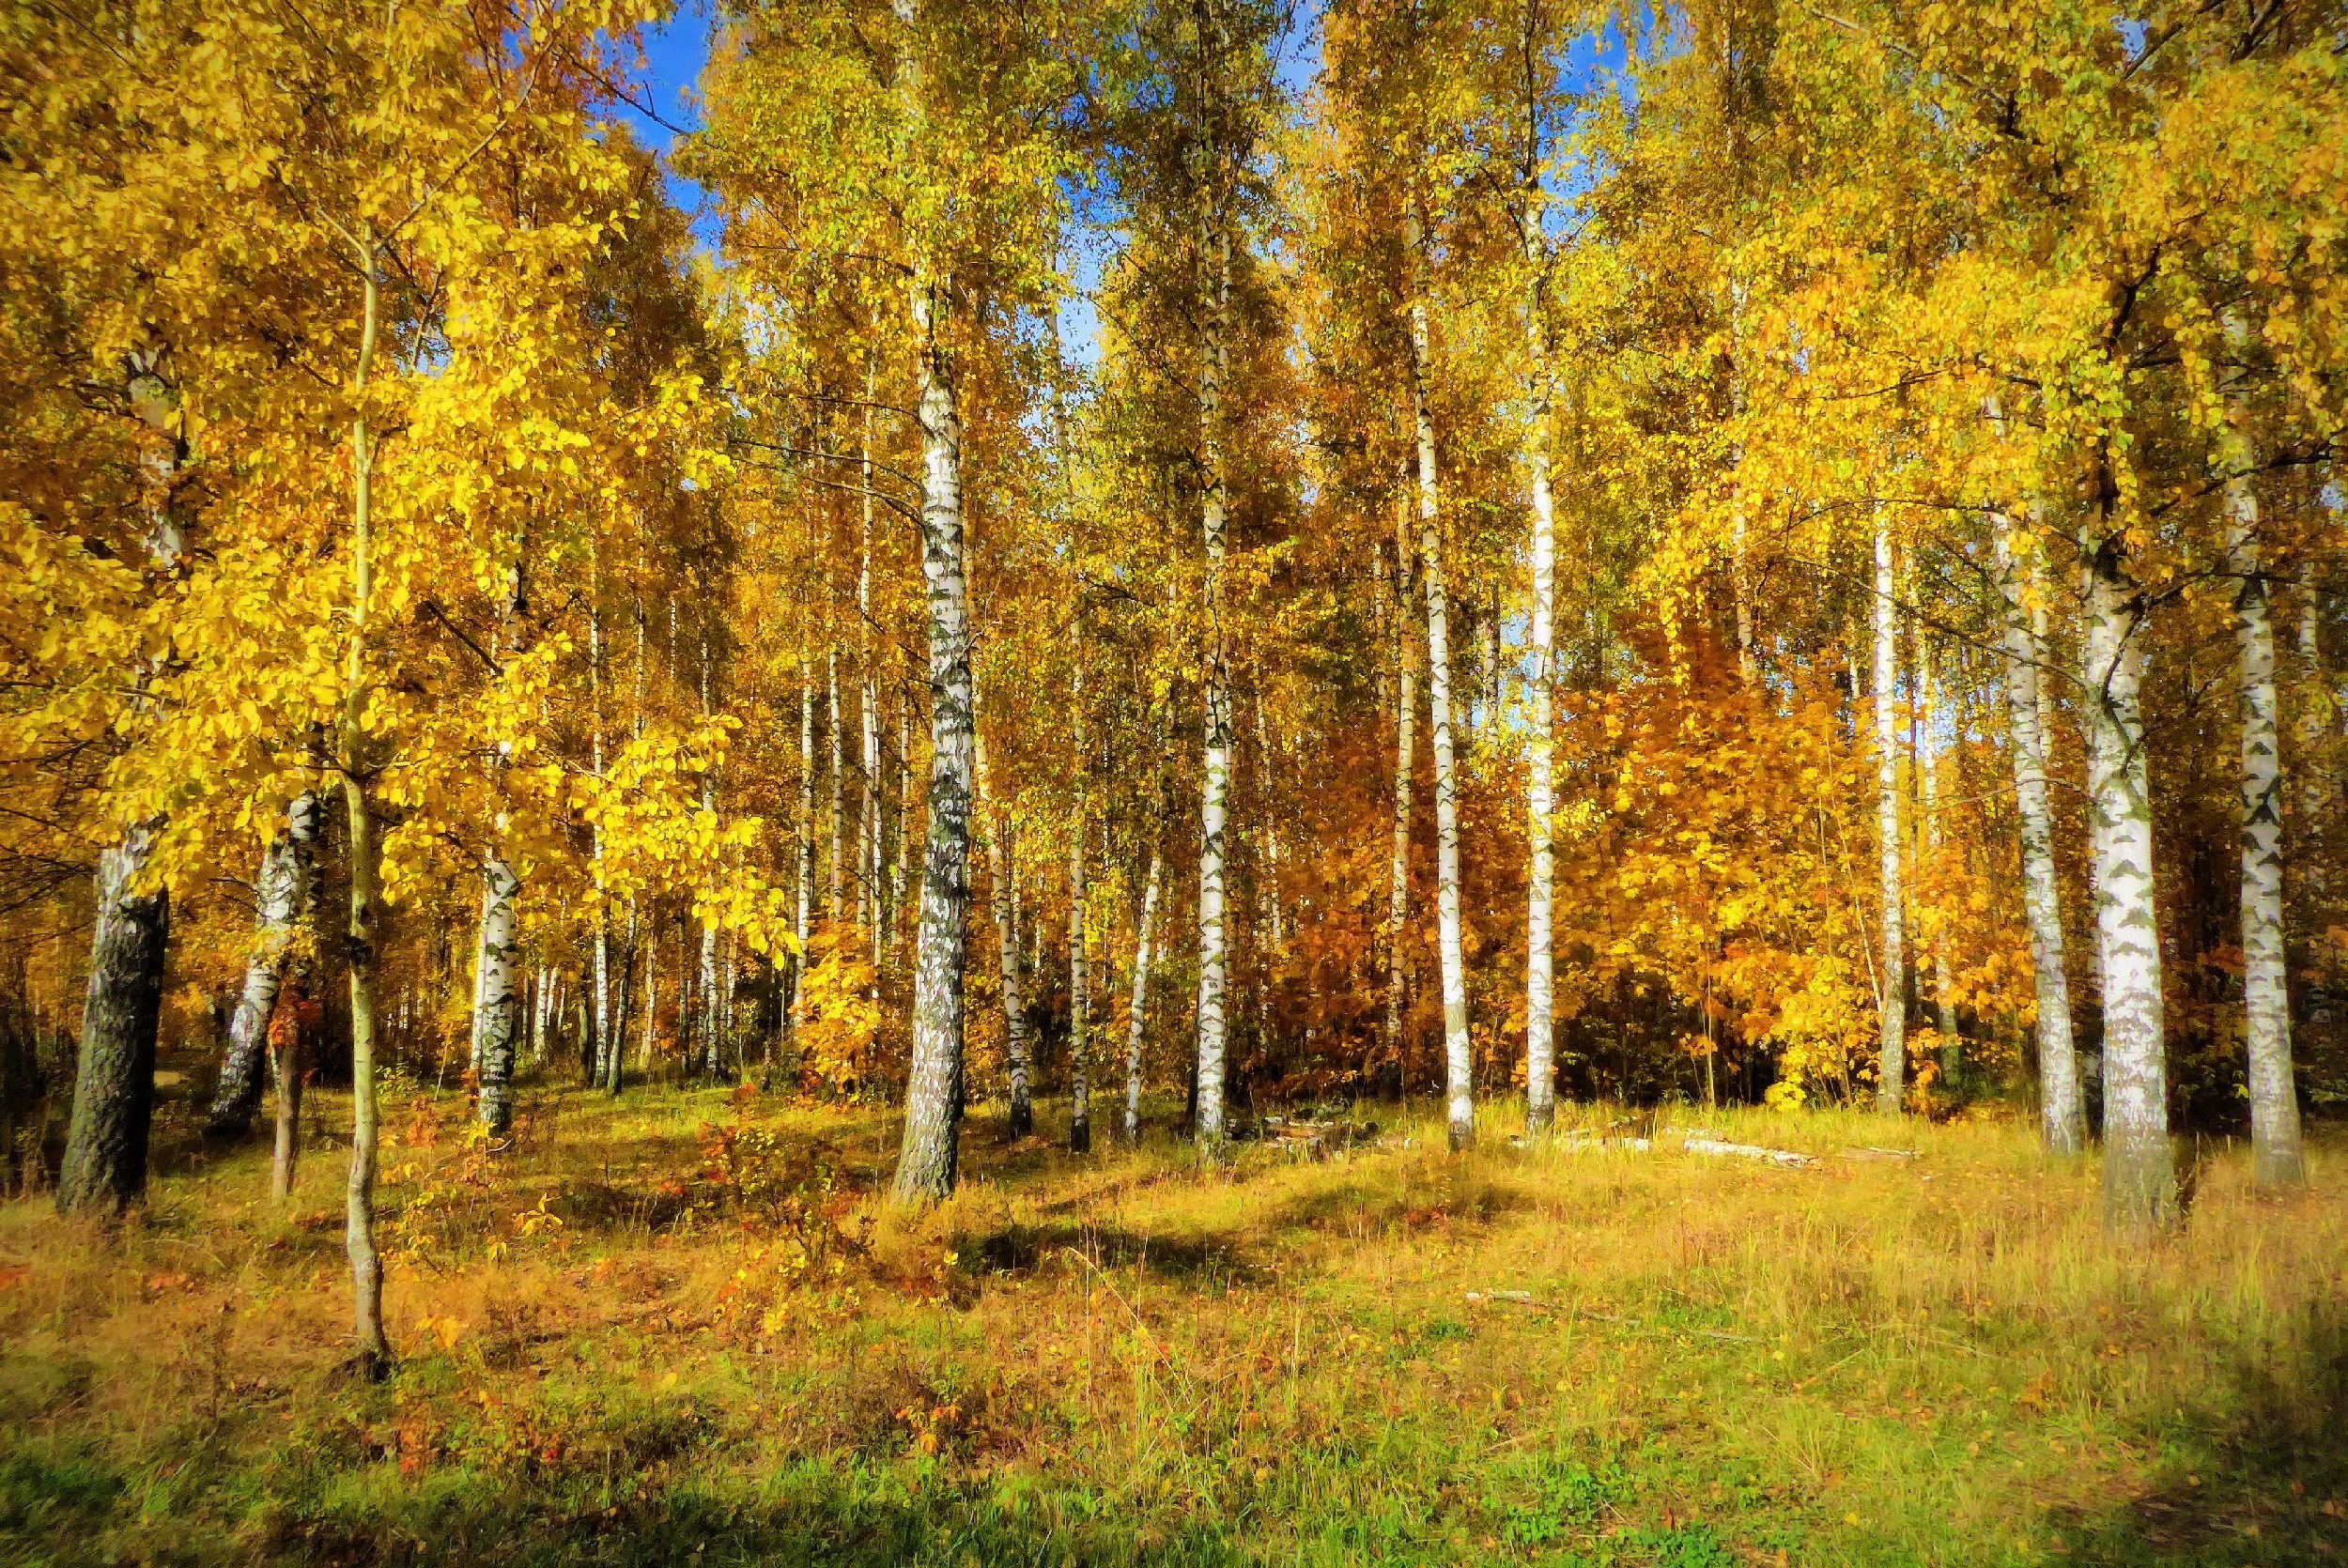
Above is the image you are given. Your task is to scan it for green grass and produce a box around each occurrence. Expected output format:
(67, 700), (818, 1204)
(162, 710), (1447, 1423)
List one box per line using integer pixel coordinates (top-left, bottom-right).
(0, 1082), (2342, 1564)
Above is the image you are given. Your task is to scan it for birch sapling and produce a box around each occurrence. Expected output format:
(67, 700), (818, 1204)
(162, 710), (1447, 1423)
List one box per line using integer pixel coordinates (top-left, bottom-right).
(1406, 195), (1474, 1151)
(1124, 848), (1162, 1141)
(1871, 512), (1907, 1114)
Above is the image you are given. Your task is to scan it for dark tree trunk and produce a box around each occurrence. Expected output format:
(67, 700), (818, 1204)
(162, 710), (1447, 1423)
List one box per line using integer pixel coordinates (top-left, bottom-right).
(58, 825), (169, 1215)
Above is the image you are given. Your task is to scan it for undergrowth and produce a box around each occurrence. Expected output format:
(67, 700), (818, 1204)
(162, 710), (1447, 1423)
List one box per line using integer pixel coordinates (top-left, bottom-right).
(0, 1081), (2341, 1565)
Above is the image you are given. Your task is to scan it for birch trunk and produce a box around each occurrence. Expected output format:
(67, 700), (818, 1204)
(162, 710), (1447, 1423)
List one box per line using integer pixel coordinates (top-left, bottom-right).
(861, 386), (885, 973)
(1406, 198), (1473, 1152)
(827, 646), (844, 927)
(894, 704), (913, 956)
(1068, 661), (1091, 1153)
(888, 113), (977, 1203)
(1124, 849), (1162, 1141)
(1518, 206), (1558, 1136)
(1918, 630), (1959, 1075)
(56, 363), (184, 1214)
(337, 234), (390, 1371)
(2226, 458), (2305, 1187)
(474, 855), (521, 1132)
(2081, 534), (2174, 1233)
(796, 658), (815, 1026)
(1871, 514), (1907, 1115)
(1993, 510), (2083, 1153)
(207, 792), (321, 1139)
(697, 632), (722, 1075)
(976, 729), (1030, 1135)
(56, 828), (167, 1214)
(1386, 482), (1415, 1096)
(268, 974), (304, 1203)
(591, 594), (615, 1088)
(1195, 223), (1234, 1152)
(2296, 592), (2328, 859)
(639, 905), (658, 1074)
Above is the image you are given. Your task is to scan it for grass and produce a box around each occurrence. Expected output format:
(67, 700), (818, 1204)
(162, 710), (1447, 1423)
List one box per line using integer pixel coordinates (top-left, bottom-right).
(0, 1077), (2342, 1565)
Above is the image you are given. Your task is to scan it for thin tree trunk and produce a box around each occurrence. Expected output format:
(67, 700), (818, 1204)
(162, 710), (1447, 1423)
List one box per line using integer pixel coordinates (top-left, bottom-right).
(796, 656), (815, 1025)
(894, 703), (913, 959)
(1406, 197), (1473, 1152)
(1518, 204), (1558, 1136)
(337, 232), (390, 1371)
(591, 591), (614, 1088)
(2225, 446), (2305, 1187)
(1195, 223), (1234, 1153)
(1872, 512), (1907, 1115)
(976, 729), (1030, 1136)
(827, 646), (843, 927)
(207, 792), (321, 1139)
(2081, 529), (2174, 1233)
(2296, 591), (2328, 862)
(640, 901), (659, 1072)
(860, 376), (885, 973)
(269, 976), (304, 1202)
(1387, 481), (1415, 1097)
(1918, 628), (1958, 1077)
(1124, 849), (1162, 1141)
(1068, 659), (1090, 1153)
(1993, 509), (2083, 1153)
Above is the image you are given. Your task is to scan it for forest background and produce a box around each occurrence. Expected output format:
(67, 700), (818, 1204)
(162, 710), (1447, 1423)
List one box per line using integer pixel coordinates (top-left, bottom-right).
(2, 0), (2346, 1560)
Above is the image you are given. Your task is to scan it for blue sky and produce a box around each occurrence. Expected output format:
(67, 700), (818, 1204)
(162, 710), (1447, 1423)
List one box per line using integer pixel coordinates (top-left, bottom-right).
(613, 3), (718, 241)
(611, 2), (1331, 359)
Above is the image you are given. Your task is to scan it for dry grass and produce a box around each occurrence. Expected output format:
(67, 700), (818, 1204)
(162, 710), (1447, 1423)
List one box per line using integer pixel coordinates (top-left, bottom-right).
(0, 1078), (2342, 1565)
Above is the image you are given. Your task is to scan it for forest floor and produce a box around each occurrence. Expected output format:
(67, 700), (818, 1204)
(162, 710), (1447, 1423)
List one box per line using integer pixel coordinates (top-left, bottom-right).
(0, 1076), (2343, 1566)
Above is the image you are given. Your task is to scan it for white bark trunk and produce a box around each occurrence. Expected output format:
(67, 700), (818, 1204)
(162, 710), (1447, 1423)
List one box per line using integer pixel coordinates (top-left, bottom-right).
(2226, 448), (2305, 1187)
(861, 359), (885, 972)
(796, 659), (815, 1025)
(1124, 849), (1162, 1141)
(1407, 198), (1473, 1152)
(1068, 659), (1090, 1153)
(2081, 535), (2174, 1232)
(1387, 482), (1415, 1093)
(889, 103), (977, 1204)
(591, 595), (615, 1088)
(208, 793), (321, 1137)
(827, 646), (843, 927)
(338, 234), (390, 1369)
(1918, 628), (1958, 1071)
(976, 728), (1030, 1135)
(1993, 510), (2083, 1153)
(1195, 223), (1234, 1151)
(474, 855), (521, 1132)
(894, 704), (913, 953)
(1872, 515), (1907, 1114)
(1519, 205), (1558, 1136)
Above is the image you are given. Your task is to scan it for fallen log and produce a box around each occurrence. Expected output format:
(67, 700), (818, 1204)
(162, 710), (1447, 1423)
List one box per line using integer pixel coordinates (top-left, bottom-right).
(1680, 1136), (1815, 1168)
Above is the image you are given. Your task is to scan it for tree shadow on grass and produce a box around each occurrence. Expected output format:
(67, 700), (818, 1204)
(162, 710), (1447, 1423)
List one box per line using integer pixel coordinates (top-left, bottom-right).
(956, 1169), (1534, 1293)
(2050, 1305), (2348, 1565)
(270, 1468), (1252, 1567)
(960, 1219), (1265, 1287)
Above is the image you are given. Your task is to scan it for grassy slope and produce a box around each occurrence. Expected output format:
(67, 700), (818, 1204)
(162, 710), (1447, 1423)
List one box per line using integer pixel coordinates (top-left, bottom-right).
(0, 1081), (2342, 1566)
